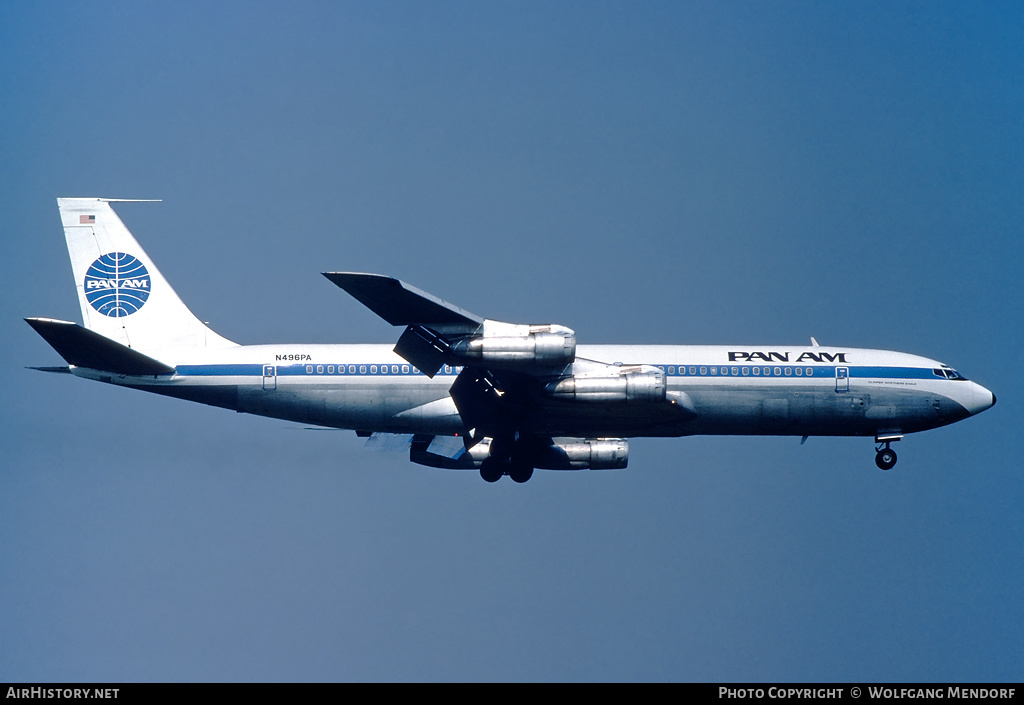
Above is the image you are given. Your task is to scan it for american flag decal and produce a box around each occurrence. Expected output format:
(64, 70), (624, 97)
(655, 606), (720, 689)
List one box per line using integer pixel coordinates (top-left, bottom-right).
(80, 215), (96, 224)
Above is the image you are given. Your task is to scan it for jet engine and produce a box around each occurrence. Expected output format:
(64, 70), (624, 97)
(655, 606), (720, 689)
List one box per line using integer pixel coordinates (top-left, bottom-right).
(544, 366), (666, 403)
(533, 438), (629, 470)
(449, 324), (576, 367)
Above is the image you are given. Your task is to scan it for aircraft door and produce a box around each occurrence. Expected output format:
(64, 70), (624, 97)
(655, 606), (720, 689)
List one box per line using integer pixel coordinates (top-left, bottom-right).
(835, 366), (849, 392)
(262, 365), (277, 390)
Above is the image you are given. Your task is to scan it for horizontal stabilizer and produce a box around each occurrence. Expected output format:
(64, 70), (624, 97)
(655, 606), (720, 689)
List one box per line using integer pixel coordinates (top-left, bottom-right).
(323, 272), (483, 331)
(25, 318), (175, 376)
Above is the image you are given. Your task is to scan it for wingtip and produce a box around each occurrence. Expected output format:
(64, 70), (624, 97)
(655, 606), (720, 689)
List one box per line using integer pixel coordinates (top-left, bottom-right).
(322, 271), (393, 283)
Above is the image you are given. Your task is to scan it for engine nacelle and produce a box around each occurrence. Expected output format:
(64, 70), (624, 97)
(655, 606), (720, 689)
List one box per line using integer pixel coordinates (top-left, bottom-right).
(545, 366), (666, 403)
(409, 436), (628, 471)
(449, 324), (576, 367)
(535, 438), (629, 470)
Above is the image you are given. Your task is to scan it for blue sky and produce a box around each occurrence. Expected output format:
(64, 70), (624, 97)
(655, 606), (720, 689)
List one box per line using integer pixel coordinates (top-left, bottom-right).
(2, 1), (1021, 681)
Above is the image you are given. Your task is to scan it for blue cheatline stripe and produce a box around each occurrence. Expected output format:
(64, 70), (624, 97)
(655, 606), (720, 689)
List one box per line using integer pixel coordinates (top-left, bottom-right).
(853, 366), (936, 380)
(172, 363), (942, 381)
(173, 363), (444, 377)
(662, 365), (938, 380)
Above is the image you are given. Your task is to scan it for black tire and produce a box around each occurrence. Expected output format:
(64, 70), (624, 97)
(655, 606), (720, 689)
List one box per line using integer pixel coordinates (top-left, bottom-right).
(480, 457), (504, 483)
(875, 449), (897, 471)
(508, 460), (534, 484)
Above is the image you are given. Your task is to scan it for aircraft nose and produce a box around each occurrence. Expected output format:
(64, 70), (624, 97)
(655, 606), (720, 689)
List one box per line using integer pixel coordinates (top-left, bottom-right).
(967, 383), (996, 415)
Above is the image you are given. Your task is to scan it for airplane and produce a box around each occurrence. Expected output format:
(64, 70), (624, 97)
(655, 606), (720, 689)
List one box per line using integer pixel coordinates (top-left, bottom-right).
(26, 198), (996, 483)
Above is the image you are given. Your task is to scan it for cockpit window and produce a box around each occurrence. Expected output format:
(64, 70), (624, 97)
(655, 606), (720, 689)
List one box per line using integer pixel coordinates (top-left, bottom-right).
(933, 367), (967, 380)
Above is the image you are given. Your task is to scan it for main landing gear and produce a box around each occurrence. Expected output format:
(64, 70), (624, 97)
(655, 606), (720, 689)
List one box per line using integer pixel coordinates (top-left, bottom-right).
(478, 435), (535, 483)
(874, 434), (903, 471)
(479, 457), (534, 483)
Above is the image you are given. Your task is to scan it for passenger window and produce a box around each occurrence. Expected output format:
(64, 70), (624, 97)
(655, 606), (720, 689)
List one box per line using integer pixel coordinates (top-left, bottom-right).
(317, 365), (324, 374)
(306, 365), (313, 374)
(402, 365), (409, 374)
(359, 365), (366, 374)
(794, 367), (802, 376)
(732, 367), (739, 376)
(742, 367), (750, 376)
(689, 367), (696, 375)
(328, 365), (334, 374)
(753, 367), (760, 375)
(784, 367), (792, 376)
(806, 367), (813, 376)
(700, 367), (707, 375)
(668, 366), (675, 375)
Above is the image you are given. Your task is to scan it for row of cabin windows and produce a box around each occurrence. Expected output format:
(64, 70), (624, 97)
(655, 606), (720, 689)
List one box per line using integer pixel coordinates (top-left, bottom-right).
(303, 364), (466, 375)
(307, 364), (414, 375)
(661, 366), (815, 377)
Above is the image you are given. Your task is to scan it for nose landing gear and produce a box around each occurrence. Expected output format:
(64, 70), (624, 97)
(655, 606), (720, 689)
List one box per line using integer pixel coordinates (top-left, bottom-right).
(874, 434), (903, 471)
(875, 447), (897, 470)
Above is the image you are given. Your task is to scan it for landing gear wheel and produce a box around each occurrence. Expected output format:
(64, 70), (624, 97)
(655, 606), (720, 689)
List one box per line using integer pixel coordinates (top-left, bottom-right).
(508, 460), (534, 484)
(875, 448), (897, 471)
(480, 457), (504, 483)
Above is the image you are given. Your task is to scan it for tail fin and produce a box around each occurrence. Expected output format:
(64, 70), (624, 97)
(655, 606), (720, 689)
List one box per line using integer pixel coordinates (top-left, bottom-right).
(58, 198), (236, 356)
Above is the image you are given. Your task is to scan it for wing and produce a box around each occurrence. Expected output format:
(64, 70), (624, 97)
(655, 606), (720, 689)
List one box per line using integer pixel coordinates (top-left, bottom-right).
(323, 272), (696, 440)
(324, 271), (573, 378)
(324, 272), (484, 377)
(322, 272), (483, 332)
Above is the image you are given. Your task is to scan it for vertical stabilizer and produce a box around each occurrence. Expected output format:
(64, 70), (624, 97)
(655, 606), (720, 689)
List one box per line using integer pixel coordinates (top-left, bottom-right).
(58, 198), (236, 356)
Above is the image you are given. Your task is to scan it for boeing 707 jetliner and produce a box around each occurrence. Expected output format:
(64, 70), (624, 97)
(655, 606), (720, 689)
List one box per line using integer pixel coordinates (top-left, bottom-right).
(27, 198), (996, 482)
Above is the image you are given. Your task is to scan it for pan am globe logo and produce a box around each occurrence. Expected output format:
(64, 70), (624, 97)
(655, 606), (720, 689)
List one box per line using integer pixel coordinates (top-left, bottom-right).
(84, 252), (152, 317)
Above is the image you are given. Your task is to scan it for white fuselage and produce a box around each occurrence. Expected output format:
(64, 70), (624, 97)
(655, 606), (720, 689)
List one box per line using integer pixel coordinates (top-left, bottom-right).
(71, 343), (995, 440)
